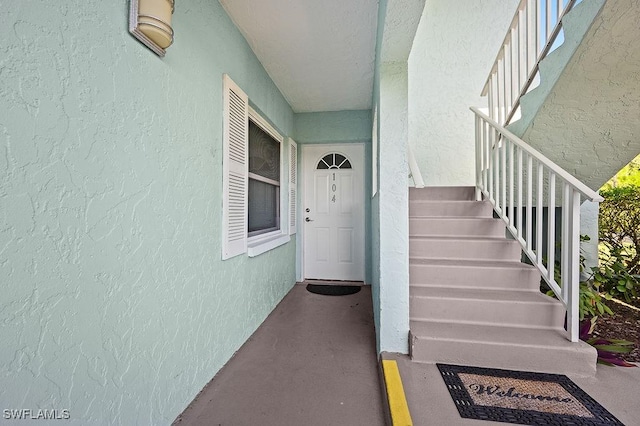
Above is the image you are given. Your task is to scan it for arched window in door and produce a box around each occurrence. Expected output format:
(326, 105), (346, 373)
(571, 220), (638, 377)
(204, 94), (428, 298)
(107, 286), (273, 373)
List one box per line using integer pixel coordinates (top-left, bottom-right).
(316, 153), (352, 169)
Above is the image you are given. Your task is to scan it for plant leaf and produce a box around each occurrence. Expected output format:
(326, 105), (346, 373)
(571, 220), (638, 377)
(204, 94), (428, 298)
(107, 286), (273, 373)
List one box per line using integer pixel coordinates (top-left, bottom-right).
(594, 345), (633, 354)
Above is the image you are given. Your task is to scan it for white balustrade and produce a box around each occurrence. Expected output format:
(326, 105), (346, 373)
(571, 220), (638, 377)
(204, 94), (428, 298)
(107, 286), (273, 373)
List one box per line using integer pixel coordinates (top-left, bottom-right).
(472, 107), (603, 342)
(482, 0), (577, 125)
(409, 146), (425, 188)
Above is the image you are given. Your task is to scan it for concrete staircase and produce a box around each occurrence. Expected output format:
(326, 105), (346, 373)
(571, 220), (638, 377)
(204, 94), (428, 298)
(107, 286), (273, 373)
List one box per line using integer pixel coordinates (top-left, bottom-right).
(408, 186), (597, 376)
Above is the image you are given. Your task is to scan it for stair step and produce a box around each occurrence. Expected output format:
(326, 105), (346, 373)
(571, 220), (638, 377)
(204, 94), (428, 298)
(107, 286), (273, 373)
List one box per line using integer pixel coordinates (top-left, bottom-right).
(407, 187), (596, 376)
(409, 200), (493, 217)
(410, 287), (564, 329)
(410, 217), (506, 237)
(409, 320), (596, 376)
(409, 258), (539, 290)
(409, 186), (476, 201)
(409, 236), (522, 261)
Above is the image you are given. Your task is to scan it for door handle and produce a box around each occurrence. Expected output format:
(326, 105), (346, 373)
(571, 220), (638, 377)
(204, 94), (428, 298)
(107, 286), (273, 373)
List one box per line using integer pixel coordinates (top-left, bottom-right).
(305, 217), (314, 222)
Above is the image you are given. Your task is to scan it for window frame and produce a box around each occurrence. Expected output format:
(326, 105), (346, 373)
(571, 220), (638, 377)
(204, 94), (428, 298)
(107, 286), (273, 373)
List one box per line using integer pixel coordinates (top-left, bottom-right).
(246, 106), (289, 254)
(247, 117), (282, 238)
(221, 74), (292, 259)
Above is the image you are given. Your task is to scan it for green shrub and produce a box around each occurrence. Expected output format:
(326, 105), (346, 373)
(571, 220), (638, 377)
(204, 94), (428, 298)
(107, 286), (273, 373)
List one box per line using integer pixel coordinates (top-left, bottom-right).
(543, 231), (637, 366)
(593, 242), (639, 303)
(544, 236), (614, 320)
(598, 187), (640, 303)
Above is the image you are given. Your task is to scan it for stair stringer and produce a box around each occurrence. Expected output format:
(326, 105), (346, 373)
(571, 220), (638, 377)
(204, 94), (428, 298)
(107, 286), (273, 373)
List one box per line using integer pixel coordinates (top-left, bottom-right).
(508, 0), (640, 191)
(508, 0), (606, 137)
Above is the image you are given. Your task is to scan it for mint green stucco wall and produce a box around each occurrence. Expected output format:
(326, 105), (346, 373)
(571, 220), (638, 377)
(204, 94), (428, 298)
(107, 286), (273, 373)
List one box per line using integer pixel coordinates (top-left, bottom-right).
(294, 110), (372, 144)
(1, 1), (295, 424)
(292, 111), (373, 285)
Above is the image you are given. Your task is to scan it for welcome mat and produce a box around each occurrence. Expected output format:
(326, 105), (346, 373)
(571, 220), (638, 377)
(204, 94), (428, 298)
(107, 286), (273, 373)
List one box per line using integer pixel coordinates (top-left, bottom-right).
(437, 364), (623, 425)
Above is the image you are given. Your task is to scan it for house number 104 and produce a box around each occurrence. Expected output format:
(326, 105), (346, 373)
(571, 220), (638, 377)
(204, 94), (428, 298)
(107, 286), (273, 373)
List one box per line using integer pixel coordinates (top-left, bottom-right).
(332, 173), (337, 202)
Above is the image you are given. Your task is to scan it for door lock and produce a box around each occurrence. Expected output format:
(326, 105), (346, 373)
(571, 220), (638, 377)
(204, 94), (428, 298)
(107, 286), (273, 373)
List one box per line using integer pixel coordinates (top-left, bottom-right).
(305, 217), (314, 222)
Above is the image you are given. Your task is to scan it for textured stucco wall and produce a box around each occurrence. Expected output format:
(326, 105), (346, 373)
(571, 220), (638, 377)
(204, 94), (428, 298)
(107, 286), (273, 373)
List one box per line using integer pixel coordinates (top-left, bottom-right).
(408, 0), (519, 186)
(377, 62), (410, 353)
(580, 201), (600, 275)
(0, 1), (295, 424)
(370, 0), (424, 354)
(380, 0), (426, 63)
(370, 0), (387, 352)
(293, 110), (372, 144)
(519, 0), (640, 191)
(507, 0), (606, 138)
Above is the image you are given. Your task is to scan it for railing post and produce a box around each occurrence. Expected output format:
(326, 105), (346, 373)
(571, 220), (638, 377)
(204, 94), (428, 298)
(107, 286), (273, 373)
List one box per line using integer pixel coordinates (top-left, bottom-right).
(494, 132), (501, 212)
(561, 183), (570, 303)
(483, 122), (489, 193)
(546, 0), (553, 41)
(560, 183), (571, 300)
(475, 115), (482, 200)
(517, 148), (523, 241)
(487, 127), (495, 203)
(497, 57), (504, 124)
(527, 0), (538, 76)
(508, 142), (514, 228)
(567, 190), (581, 342)
(536, 162), (544, 267)
(501, 137), (507, 212)
(547, 173), (556, 282)
(483, 0), (577, 127)
(408, 147), (426, 188)
(526, 155), (533, 252)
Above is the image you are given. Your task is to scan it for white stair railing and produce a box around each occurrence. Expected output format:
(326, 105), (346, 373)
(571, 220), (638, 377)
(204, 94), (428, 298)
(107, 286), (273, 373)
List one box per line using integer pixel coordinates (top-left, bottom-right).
(472, 107), (603, 342)
(482, 0), (577, 125)
(409, 146), (425, 188)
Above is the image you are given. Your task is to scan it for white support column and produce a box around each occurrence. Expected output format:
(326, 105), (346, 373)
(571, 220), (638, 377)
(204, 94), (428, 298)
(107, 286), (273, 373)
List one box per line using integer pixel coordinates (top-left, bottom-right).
(378, 61), (410, 354)
(580, 200), (600, 279)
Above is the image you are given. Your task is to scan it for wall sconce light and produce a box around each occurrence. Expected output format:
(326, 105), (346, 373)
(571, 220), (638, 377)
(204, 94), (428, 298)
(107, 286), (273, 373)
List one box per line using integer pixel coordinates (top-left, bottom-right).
(129, 0), (175, 57)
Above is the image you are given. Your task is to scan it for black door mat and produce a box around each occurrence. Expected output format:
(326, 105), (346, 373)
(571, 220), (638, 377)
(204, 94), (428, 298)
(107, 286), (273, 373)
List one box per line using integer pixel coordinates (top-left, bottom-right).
(437, 363), (623, 425)
(306, 284), (361, 296)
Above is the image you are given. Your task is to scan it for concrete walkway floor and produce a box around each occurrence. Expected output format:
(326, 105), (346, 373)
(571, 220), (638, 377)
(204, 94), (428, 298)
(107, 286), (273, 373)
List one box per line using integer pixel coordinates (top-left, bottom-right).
(384, 351), (640, 425)
(174, 282), (640, 425)
(173, 283), (385, 426)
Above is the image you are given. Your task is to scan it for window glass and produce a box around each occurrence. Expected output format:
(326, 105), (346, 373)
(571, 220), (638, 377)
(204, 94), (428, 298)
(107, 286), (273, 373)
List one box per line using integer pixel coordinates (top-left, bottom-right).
(248, 179), (279, 233)
(317, 153), (352, 169)
(249, 121), (280, 181)
(248, 119), (280, 237)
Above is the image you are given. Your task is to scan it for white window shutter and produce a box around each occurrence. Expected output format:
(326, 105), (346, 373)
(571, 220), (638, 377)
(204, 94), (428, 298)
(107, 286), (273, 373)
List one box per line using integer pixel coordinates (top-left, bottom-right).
(289, 139), (298, 235)
(222, 74), (248, 260)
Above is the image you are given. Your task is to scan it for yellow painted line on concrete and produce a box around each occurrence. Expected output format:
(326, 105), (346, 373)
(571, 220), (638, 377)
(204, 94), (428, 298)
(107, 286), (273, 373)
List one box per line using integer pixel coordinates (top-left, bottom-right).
(382, 359), (413, 426)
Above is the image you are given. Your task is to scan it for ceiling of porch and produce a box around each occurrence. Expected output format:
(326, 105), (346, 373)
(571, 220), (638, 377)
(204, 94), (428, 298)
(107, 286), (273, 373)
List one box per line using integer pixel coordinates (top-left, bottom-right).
(219, 0), (379, 113)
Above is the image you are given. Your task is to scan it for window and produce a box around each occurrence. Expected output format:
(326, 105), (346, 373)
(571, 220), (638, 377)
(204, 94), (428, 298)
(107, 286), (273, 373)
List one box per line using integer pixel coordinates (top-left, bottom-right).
(222, 74), (294, 259)
(248, 118), (280, 237)
(316, 153), (352, 169)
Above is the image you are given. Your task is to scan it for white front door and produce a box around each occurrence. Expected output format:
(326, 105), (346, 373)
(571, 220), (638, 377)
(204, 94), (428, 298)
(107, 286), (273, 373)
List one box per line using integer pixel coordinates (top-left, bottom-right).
(303, 144), (365, 281)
